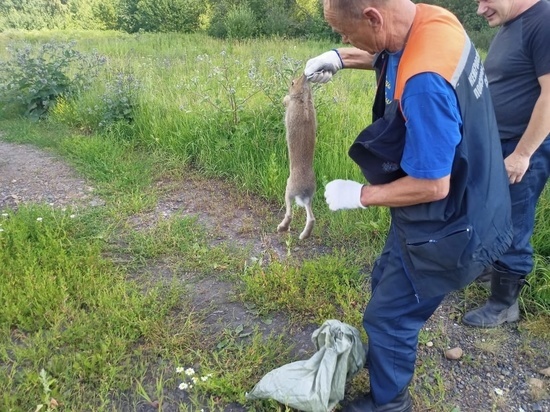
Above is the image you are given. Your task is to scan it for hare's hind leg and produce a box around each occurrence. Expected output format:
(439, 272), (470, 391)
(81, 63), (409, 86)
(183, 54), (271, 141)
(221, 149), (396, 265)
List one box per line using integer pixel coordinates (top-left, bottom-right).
(299, 199), (315, 240)
(277, 188), (292, 233)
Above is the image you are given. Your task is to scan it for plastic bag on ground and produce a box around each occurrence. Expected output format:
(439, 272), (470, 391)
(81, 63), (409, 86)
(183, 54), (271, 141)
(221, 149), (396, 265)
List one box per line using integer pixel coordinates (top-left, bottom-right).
(245, 319), (366, 412)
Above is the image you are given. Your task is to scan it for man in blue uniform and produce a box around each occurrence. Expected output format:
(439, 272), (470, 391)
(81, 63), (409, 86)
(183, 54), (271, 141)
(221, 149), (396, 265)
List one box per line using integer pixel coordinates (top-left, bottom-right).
(304, 0), (513, 410)
(463, 0), (550, 328)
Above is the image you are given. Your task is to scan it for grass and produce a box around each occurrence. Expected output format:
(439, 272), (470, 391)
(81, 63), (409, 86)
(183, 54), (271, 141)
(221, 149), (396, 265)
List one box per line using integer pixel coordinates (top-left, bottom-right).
(0, 205), (183, 410)
(0, 30), (549, 411)
(0, 199), (299, 411)
(240, 254), (367, 326)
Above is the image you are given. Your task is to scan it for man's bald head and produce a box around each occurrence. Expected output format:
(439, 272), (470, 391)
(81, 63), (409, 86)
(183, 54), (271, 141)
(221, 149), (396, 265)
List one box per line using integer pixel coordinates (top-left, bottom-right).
(324, 0), (388, 20)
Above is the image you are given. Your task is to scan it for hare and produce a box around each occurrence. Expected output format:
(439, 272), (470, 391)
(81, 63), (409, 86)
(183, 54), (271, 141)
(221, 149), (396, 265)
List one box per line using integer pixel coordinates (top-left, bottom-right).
(277, 74), (317, 240)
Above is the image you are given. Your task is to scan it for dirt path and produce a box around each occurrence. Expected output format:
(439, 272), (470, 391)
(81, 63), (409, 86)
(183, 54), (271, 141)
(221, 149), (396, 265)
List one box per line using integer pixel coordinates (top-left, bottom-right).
(1, 139), (549, 412)
(0, 141), (99, 209)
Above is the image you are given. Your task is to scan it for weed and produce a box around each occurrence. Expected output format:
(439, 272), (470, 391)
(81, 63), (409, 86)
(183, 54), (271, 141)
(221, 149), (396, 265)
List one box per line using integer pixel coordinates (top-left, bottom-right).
(98, 71), (142, 132)
(473, 329), (508, 355)
(123, 214), (245, 274)
(35, 368), (58, 412)
(414, 354), (447, 409)
(0, 41), (105, 119)
(520, 315), (550, 340)
(185, 51), (262, 125)
(528, 379), (549, 402)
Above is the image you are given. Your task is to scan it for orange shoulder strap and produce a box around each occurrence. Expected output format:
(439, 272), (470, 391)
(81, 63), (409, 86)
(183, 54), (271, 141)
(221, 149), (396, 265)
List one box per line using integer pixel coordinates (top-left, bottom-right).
(394, 4), (467, 102)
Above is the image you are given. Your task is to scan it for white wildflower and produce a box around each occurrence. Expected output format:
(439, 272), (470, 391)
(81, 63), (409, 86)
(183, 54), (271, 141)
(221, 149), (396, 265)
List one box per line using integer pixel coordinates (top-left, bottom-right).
(184, 368), (195, 376)
(36, 217), (43, 222)
(494, 388), (504, 396)
(201, 376), (209, 382)
(176, 367), (184, 374)
(179, 382), (189, 390)
(1, 213), (8, 217)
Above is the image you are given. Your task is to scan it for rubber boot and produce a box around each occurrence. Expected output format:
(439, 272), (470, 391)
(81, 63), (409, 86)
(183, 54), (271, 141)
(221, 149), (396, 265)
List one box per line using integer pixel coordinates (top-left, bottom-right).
(342, 386), (412, 412)
(475, 265), (493, 288)
(463, 268), (526, 328)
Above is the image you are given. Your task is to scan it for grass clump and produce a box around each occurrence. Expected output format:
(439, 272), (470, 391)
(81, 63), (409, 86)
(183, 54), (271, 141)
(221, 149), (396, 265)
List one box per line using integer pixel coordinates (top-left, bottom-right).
(123, 213), (247, 274)
(241, 254), (367, 327)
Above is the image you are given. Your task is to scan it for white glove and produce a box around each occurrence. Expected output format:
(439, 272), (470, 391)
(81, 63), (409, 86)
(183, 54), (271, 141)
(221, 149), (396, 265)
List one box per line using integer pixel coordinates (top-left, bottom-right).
(304, 50), (344, 84)
(324, 180), (366, 211)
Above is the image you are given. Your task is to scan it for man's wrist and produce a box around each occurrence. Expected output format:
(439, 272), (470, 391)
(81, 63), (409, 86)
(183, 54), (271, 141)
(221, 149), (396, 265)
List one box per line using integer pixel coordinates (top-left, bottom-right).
(358, 184), (367, 208)
(332, 48), (345, 69)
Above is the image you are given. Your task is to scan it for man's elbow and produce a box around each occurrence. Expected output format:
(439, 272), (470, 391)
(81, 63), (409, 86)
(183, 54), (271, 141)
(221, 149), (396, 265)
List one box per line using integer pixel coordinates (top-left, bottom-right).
(428, 178), (450, 202)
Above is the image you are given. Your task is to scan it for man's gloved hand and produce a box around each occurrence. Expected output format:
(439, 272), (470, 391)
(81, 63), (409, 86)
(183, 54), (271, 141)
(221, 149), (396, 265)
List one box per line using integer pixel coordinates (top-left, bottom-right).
(324, 180), (366, 211)
(304, 50), (344, 83)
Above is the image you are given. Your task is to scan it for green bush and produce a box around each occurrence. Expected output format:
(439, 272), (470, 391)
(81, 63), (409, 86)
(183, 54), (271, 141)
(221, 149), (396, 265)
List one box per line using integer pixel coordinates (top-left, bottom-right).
(0, 41), (106, 119)
(0, 0), (68, 30)
(50, 70), (141, 137)
(260, 4), (294, 37)
(92, 0), (121, 30)
(207, 18), (228, 39)
(117, 0), (140, 33)
(417, 0), (487, 32)
(225, 3), (257, 39)
(470, 27), (497, 51)
(98, 71), (141, 132)
(297, 0), (340, 41)
(135, 0), (206, 33)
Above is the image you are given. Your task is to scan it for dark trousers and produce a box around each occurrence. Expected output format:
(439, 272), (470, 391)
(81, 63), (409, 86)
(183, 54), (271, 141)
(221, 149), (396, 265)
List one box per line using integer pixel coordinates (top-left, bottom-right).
(496, 136), (550, 275)
(363, 227), (445, 405)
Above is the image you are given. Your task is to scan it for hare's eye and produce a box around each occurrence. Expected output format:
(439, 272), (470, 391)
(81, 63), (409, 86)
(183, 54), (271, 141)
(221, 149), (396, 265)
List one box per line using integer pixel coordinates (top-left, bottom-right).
(291, 80), (295, 86)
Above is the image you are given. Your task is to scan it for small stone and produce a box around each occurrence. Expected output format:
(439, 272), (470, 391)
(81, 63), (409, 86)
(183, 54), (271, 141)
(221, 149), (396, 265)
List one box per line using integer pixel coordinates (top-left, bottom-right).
(426, 341), (434, 347)
(494, 388), (504, 396)
(538, 367), (550, 377)
(89, 198), (105, 207)
(529, 378), (544, 389)
(445, 347), (463, 360)
(532, 403), (543, 412)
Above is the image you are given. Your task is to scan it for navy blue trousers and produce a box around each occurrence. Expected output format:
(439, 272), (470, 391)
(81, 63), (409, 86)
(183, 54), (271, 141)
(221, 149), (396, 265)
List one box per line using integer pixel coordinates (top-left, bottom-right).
(495, 136), (550, 275)
(363, 227), (445, 405)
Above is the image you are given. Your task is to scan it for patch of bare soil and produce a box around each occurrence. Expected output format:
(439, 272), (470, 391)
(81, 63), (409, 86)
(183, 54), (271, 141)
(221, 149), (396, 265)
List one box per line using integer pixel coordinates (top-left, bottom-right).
(0, 141), (102, 210)
(1, 139), (549, 412)
(124, 173), (328, 353)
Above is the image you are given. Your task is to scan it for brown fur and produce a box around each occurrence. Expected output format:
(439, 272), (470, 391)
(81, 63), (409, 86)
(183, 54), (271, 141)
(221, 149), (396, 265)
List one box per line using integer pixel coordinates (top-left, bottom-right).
(277, 74), (317, 240)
